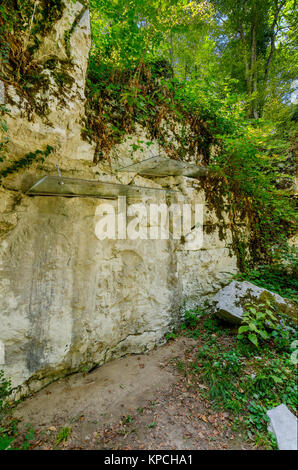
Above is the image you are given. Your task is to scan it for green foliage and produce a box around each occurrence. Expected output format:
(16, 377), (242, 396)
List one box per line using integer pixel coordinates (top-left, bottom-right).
(0, 0), (66, 81)
(86, 58), (215, 163)
(146, 421), (157, 429)
(0, 370), (11, 412)
(165, 331), (178, 341)
(181, 310), (200, 329)
(176, 360), (186, 373)
(21, 424), (35, 450)
(209, 0), (297, 118)
(0, 433), (14, 451)
(89, 0), (212, 70)
(237, 302), (283, 347)
(0, 105), (9, 164)
(0, 370), (16, 451)
(207, 119), (297, 263)
(0, 145), (54, 181)
(55, 426), (72, 445)
(1, 1), (295, 266)
(0, 1), (79, 120)
(0, 1), (296, 265)
(178, 312), (298, 447)
(87, 1), (297, 263)
(236, 245), (298, 302)
(122, 415), (133, 425)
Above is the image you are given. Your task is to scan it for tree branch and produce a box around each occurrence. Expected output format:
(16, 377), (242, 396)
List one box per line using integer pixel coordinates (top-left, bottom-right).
(264, 0), (287, 81)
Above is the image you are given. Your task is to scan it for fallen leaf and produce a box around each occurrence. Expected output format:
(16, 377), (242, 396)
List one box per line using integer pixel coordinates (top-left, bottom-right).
(198, 384), (208, 389)
(197, 414), (208, 423)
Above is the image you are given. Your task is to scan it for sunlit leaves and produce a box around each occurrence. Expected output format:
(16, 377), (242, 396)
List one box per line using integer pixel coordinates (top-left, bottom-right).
(89, 0), (211, 68)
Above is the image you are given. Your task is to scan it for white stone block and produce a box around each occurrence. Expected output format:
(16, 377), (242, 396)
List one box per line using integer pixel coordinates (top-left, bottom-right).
(267, 404), (298, 450)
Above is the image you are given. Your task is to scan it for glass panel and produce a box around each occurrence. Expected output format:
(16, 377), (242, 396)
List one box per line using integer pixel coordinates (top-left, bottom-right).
(117, 156), (207, 177)
(26, 175), (177, 199)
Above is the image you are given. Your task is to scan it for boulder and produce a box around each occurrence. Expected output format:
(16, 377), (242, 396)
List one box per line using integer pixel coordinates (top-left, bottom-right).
(267, 404), (298, 450)
(211, 280), (297, 325)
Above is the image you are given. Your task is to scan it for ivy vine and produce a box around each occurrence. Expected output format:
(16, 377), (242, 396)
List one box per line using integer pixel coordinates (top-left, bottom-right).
(0, 145), (54, 181)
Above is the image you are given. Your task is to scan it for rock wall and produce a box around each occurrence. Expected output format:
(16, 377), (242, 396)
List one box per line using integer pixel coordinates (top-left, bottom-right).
(0, 1), (247, 398)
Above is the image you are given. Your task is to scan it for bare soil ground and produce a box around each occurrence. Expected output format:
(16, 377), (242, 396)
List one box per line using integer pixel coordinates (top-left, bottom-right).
(13, 337), (258, 450)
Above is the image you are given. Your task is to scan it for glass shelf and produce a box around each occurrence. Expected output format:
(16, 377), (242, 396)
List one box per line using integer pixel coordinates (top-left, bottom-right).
(117, 156), (207, 177)
(25, 175), (178, 199)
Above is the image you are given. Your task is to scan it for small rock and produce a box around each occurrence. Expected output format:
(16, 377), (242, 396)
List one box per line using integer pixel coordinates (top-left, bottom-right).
(267, 404), (298, 450)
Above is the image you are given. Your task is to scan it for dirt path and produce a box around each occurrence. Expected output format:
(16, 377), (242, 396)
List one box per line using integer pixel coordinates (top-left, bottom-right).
(13, 337), (257, 450)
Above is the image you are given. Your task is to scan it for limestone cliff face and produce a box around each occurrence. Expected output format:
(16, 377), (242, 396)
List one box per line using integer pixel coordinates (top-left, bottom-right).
(1, 1), (95, 174)
(0, 1), (246, 398)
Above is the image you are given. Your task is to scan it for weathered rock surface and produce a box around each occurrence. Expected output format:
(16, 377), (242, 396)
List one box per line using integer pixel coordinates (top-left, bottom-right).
(2, 1), (95, 173)
(0, 1), (249, 399)
(267, 404), (298, 450)
(212, 280), (297, 325)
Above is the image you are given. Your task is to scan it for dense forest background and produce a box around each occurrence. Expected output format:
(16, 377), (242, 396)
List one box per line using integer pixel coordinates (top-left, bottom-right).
(87, 0), (297, 265)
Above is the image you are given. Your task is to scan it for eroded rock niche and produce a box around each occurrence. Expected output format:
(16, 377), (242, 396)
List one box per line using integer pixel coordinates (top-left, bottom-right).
(0, 1), (248, 398)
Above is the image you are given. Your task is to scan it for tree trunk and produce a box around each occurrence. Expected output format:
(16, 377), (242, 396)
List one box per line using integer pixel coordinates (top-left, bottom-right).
(250, 18), (259, 118)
